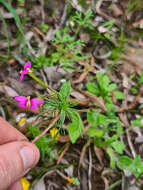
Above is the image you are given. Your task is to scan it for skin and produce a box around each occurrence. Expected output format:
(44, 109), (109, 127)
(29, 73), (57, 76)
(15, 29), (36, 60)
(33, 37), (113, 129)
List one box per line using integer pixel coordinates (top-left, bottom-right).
(0, 117), (40, 190)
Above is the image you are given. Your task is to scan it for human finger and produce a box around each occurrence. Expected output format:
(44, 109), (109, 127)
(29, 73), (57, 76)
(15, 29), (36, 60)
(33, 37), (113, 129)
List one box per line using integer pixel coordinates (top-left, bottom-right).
(0, 117), (27, 144)
(0, 141), (40, 190)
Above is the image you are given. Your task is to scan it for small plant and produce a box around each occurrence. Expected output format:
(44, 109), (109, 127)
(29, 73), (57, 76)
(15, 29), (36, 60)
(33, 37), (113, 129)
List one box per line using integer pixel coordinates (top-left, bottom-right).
(86, 72), (124, 103)
(69, 10), (94, 34)
(117, 155), (143, 178)
(46, 28), (88, 71)
(87, 107), (124, 168)
(31, 55), (49, 69)
(99, 20), (115, 40)
(14, 61), (84, 148)
(43, 81), (84, 143)
(29, 124), (56, 160)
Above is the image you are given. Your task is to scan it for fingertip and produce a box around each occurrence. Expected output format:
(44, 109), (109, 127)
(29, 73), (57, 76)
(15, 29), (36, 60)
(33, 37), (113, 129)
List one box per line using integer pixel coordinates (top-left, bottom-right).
(8, 181), (23, 190)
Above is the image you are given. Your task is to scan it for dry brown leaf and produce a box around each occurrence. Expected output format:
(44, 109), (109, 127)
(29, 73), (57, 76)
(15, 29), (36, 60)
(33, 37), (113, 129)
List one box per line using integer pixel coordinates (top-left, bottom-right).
(112, 4), (123, 17)
(72, 56), (94, 84)
(58, 135), (70, 143)
(72, 70), (88, 84)
(80, 90), (106, 111)
(118, 87), (143, 112)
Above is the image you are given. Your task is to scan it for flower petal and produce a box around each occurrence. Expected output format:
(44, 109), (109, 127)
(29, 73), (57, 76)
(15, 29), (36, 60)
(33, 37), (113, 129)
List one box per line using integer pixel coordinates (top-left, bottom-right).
(24, 61), (31, 69)
(20, 72), (25, 81)
(30, 98), (44, 110)
(20, 69), (29, 81)
(98, 26), (107, 33)
(14, 96), (28, 102)
(18, 102), (27, 109)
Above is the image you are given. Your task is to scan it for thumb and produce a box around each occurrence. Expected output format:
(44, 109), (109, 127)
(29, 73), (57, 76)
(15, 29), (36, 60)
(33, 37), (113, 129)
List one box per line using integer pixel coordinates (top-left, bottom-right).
(0, 141), (40, 190)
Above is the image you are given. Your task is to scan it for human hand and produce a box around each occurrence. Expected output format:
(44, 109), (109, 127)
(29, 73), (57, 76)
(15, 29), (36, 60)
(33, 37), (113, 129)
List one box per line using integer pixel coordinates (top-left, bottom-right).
(0, 117), (40, 190)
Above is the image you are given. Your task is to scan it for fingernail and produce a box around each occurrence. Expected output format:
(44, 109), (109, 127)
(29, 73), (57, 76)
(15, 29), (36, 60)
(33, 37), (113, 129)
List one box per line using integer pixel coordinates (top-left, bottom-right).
(20, 146), (35, 170)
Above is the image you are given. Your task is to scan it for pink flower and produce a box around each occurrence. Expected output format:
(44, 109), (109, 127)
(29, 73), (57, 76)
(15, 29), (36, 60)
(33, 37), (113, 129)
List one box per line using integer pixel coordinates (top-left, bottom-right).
(14, 96), (44, 110)
(20, 61), (31, 81)
(98, 26), (107, 33)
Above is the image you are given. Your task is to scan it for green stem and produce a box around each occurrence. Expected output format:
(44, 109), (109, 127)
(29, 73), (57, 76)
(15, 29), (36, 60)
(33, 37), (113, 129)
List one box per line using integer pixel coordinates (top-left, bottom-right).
(28, 72), (55, 93)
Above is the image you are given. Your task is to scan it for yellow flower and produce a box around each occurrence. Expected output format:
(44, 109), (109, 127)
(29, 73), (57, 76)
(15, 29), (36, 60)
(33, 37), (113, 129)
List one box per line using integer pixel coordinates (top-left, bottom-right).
(21, 177), (30, 190)
(66, 177), (73, 183)
(18, 117), (26, 126)
(50, 128), (60, 141)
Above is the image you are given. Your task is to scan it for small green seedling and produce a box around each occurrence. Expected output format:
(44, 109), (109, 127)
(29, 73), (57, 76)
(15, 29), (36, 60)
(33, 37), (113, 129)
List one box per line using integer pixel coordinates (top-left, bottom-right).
(86, 72), (124, 102)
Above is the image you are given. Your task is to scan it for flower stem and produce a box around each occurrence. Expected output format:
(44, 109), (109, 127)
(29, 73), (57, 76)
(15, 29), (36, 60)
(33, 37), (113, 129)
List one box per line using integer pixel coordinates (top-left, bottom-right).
(28, 72), (55, 93)
(32, 115), (59, 143)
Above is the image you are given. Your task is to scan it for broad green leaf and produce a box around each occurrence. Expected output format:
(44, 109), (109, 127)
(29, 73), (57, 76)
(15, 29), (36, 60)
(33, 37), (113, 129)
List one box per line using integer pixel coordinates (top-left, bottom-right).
(111, 140), (125, 154)
(68, 123), (80, 143)
(117, 156), (133, 170)
(102, 74), (110, 87)
(86, 82), (99, 95)
(114, 91), (124, 100)
(59, 81), (71, 101)
(88, 127), (103, 137)
(67, 109), (84, 143)
(108, 83), (117, 91)
(87, 109), (100, 126)
(98, 114), (107, 125)
(117, 155), (143, 177)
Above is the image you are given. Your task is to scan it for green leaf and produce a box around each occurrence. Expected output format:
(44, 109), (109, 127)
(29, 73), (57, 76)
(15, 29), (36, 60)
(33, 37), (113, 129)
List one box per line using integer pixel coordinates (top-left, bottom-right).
(72, 178), (80, 186)
(130, 87), (138, 95)
(106, 148), (115, 168)
(136, 73), (143, 84)
(98, 114), (107, 125)
(86, 82), (99, 95)
(114, 91), (124, 100)
(67, 123), (79, 143)
(59, 110), (66, 126)
(44, 98), (60, 110)
(102, 74), (110, 87)
(67, 109), (84, 143)
(59, 81), (71, 101)
(29, 125), (55, 160)
(117, 156), (133, 170)
(117, 155), (143, 177)
(131, 117), (143, 127)
(0, 0), (21, 28)
(88, 127), (103, 137)
(108, 83), (117, 91)
(87, 109), (100, 126)
(111, 140), (125, 154)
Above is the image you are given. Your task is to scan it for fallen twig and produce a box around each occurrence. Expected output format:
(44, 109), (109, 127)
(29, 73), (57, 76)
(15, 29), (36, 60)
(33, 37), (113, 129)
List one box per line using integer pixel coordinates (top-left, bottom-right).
(57, 142), (70, 164)
(80, 90), (106, 112)
(118, 87), (143, 112)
